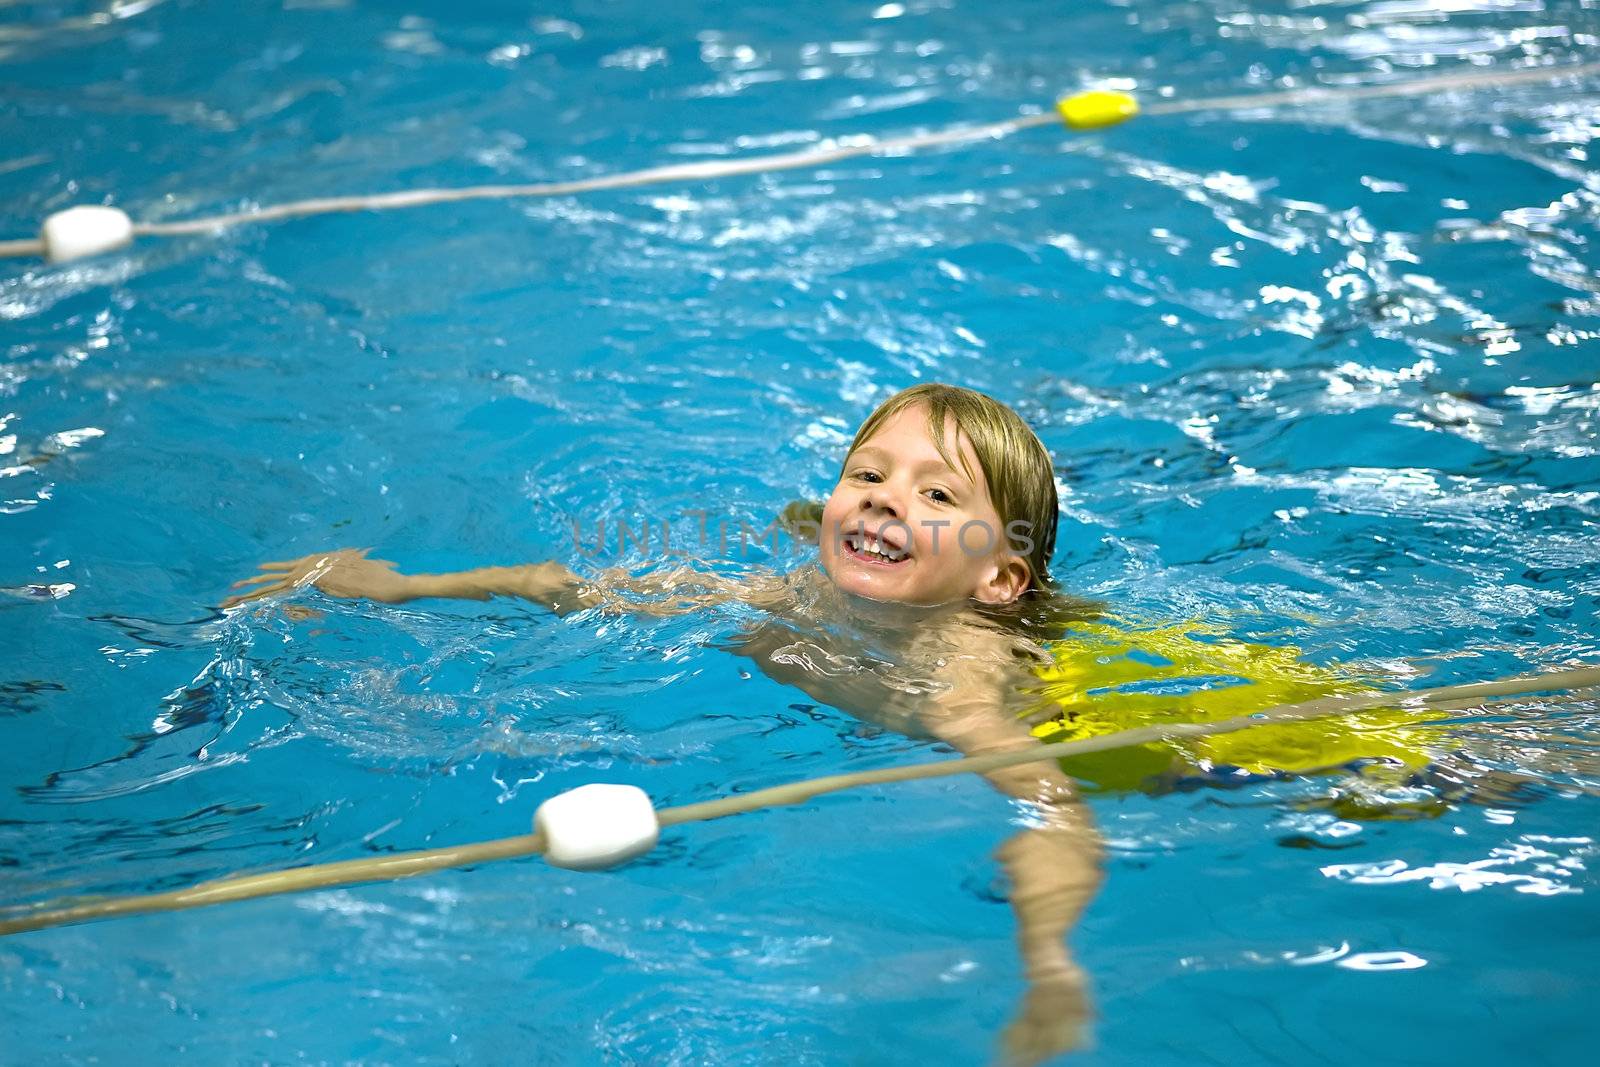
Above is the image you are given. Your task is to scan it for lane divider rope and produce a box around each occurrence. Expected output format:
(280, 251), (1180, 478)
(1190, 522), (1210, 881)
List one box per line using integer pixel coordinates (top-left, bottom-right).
(3, 664), (1596, 938)
(3, 61), (1597, 263)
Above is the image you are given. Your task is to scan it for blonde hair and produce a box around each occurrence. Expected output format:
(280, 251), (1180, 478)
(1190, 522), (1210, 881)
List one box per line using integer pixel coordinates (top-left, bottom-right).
(843, 383), (1060, 589)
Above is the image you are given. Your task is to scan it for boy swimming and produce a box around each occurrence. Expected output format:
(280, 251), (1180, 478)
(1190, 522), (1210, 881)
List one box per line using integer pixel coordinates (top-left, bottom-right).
(227, 383), (1104, 1064)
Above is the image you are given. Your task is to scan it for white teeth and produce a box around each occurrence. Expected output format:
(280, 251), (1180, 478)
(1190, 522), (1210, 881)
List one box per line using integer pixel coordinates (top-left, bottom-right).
(850, 535), (906, 562)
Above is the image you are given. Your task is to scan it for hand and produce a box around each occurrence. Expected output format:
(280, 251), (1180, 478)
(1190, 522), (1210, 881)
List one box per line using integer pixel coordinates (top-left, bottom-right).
(222, 548), (416, 607)
(1000, 969), (1092, 1067)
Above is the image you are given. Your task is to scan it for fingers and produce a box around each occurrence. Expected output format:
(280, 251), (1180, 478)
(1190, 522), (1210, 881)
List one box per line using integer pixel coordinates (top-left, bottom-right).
(230, 572), (284, 590)
(221, 579), (289, 608)
(255, 547), (363, 569)
(225, 553), (315, 605)
(225, 548), (372, 610)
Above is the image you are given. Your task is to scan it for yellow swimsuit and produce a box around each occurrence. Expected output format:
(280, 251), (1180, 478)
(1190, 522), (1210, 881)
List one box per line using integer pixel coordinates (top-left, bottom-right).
(1029, 620), (1442, 793)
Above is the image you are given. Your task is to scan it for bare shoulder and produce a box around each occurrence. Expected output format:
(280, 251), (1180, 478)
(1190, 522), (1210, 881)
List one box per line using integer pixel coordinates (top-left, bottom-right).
(906, 609), (1052, 692)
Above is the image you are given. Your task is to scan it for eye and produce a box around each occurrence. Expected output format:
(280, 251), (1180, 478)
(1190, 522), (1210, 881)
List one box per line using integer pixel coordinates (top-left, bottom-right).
(850, 468), (882, 484)
(926, 487), (955, 504)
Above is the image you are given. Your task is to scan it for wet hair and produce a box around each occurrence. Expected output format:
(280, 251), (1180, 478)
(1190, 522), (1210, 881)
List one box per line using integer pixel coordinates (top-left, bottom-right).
(841, 383), (1060, 591)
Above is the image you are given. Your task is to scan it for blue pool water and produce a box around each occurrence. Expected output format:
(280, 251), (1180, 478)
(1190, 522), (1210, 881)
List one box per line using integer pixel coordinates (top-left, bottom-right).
(3, 0), (1598, 1062)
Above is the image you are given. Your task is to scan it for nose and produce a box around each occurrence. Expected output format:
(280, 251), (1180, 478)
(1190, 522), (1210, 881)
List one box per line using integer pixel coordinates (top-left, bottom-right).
(859, 479), (904, 519)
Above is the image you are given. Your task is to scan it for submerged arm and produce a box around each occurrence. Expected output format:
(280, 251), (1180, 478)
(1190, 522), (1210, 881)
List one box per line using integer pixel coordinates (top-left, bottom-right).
(916, 631), (1105, 1066)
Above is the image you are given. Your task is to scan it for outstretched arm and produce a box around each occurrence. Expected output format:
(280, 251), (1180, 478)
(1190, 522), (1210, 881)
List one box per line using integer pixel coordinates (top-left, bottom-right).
(223, 549), (597, 614)
(223, 548), (772, 617)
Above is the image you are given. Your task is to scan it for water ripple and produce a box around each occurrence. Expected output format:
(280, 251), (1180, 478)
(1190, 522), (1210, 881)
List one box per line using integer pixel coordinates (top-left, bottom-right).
(2, 0), (1599, 1062)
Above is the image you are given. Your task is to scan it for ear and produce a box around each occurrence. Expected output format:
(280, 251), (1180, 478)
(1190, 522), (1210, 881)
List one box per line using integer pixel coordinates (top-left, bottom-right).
(974, 555), (1031, 606)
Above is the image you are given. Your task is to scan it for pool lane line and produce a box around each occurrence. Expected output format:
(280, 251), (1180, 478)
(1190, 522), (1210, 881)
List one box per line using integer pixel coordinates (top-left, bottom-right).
(2, 665), (1596, 939)
(4, 60), (1598, 263)
(0, 237), (46, 258)
(1137, 60), (1600, 117)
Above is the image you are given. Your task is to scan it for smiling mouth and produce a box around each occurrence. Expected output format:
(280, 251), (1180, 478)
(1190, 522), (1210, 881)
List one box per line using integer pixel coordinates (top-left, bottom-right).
(842, 530), (910, 565)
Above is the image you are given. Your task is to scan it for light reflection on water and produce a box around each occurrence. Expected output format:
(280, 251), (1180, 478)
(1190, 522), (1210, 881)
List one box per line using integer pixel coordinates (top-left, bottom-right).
(1, 0), (1598, 1063)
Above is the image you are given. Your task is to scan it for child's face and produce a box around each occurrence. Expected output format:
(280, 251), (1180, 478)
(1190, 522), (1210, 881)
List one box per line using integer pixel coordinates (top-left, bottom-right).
(819, 404), (1030, 607)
